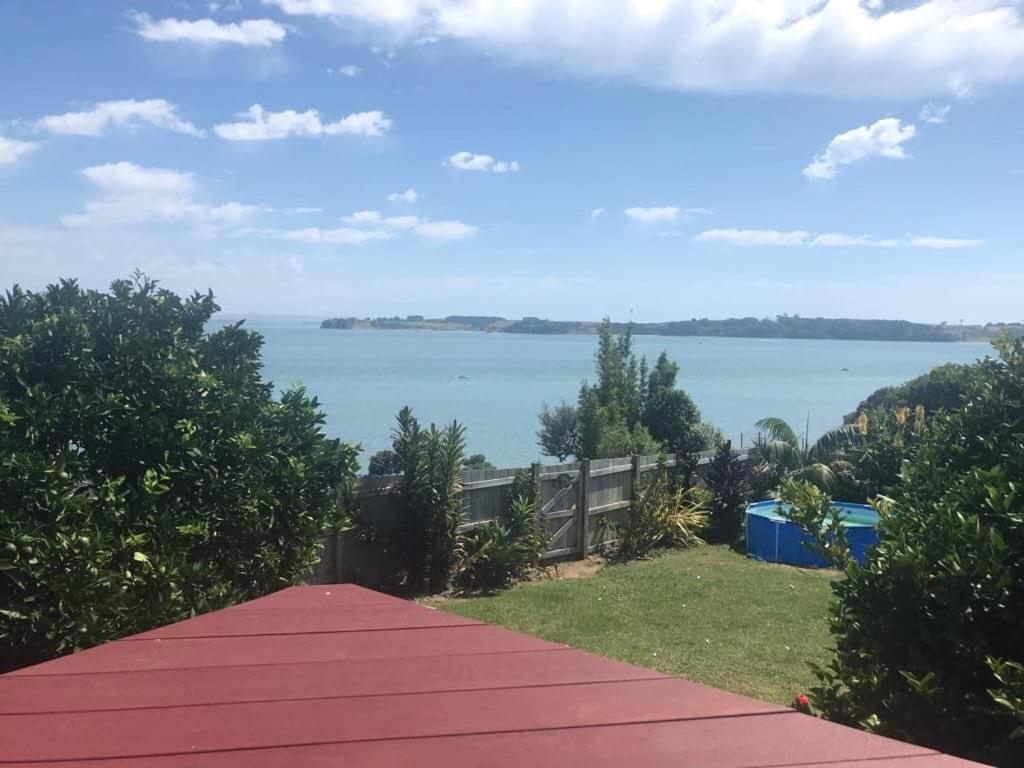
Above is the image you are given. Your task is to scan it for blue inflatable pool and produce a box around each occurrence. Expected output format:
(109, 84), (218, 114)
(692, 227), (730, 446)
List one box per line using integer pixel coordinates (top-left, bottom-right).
(745, 500), (879, 567)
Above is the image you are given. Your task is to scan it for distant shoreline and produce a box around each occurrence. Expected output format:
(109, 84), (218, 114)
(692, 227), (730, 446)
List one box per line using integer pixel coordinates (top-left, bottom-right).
(320, 315), (1018, 343)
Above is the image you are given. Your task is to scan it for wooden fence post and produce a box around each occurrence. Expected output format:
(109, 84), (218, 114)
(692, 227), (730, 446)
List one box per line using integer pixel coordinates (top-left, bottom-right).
(529, 462), (541, 530)
(631, 454), (641, 502)
(577, 459), (591, 559)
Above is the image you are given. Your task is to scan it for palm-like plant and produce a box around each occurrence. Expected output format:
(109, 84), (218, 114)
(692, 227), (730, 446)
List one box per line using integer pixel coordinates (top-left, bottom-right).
(752, 416), (857, 494)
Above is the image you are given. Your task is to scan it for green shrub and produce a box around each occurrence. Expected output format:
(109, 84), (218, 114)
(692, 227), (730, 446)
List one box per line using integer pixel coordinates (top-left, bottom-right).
(811, 337), (1024, 766)
(751, 416), (857, 497)
(0, 276), (358, 672)
(704, 441), (751, 544)
(455, 471), (547, 592)
(610, 461), (708, 561)
(389, 406), (466, 595)
(842, 406), (930, 501)
(538, 320), (717, 461)
(776, 478), (853, 568)
(367, 449), (401, 476)
(463, 453), (495, 470)
(846, 362), (979, 421)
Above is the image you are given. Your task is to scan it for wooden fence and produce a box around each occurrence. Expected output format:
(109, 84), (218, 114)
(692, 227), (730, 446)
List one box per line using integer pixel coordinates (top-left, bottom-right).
(312, 449), (751, 584)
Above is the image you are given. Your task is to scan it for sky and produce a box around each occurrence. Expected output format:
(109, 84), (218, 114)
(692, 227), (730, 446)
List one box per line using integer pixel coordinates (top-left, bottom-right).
(1, 0), (1023, 324)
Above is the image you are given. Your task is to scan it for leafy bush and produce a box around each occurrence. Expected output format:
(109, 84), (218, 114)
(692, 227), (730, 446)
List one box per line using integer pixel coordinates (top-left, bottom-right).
(751, 416), (856, 497)
(463, 453), (495, 470)
(367, 449), (401, 476)
(704, 441), (751, 544)
(388, 406), (466, 595)
(776, 478), (853, 568)
(811, 338), (1024, 766)
(845, 362), (979, 421)
(538, 320), (718, 460)
(455, 471), (547, 592)
(0, 276), (358, 672)
(537, 401), (581, 461)
(610, 462), (708, 561)
(842, 406), (930, 501)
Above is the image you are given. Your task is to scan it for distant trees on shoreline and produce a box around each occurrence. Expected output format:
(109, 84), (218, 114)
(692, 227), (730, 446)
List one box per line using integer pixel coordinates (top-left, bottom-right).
(320, 313), (1016, 342)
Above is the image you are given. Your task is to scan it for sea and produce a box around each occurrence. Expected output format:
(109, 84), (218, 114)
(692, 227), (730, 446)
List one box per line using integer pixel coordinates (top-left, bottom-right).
(229, 318), (990, 469)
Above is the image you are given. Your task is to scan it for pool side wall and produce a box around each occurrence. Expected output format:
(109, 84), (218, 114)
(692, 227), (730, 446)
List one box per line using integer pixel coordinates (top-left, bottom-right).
(746, 504), (880, 568)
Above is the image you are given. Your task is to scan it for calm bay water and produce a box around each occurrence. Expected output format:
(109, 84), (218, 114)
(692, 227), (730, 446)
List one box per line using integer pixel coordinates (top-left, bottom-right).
(246, 321), (988, 468)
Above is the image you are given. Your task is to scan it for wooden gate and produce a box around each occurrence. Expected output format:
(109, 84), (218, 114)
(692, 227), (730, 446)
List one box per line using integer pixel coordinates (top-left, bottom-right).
(537, 461), (583, 560)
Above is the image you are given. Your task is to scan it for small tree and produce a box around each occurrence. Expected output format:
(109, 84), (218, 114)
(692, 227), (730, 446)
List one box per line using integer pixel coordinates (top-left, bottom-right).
(389, 406), (466, 595)
(751, 417), (857, 496)
(704, 441), (751, 544)
(0, 276), (358, 671)
(463, 453), (495, 470)
(367, 449), (401, 476)
(643, 352), (705, 456)
(538, 320), (717, 461)
(537, 401), (581, 461)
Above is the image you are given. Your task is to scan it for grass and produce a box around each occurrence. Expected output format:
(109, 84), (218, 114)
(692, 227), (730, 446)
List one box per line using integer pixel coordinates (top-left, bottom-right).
(427, 546), (835, 704)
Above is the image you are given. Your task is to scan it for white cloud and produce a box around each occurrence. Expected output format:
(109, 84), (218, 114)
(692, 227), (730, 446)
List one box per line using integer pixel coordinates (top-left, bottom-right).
(261, 0), (1024, 98)
(278, 208), (473, 244)
(624, 206), (680, 223)
(590, 207), (605, 219)
(803, 118), (916, 180)
(275, 226), (395, 244)
(448, 151), (519, 173)
(695, 228), (984, 249)
(383, 215), (421, 230)
(336, 64), (362, 77)
(414, 219), (477, 240)
(38, 99), (203, 138)
(131, 12), (286, 46)
(63, 161), (265, 230)
(906, 235), (986, 249)
(696, 228), (810, 246)
(0, 136), (38, 166)
(214, 105), (392, 140)
(342, 210), (384, 225)
(683, 207), (715, 216)
(388, 188), (418, 204)
(919, 102), (951, 124)
(82, 162), (195, 196)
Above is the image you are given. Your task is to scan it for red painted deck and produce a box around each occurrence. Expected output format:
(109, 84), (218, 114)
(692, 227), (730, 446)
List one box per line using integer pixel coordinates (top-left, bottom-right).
(0, 585), (988, 767)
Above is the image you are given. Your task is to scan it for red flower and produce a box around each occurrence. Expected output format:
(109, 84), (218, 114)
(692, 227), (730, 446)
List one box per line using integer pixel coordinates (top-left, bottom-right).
(793, 693), (811, 712)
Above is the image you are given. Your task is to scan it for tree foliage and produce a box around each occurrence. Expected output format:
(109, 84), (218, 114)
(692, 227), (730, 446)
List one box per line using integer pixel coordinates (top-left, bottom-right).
(609, 461), (709, 562)
(704, 440), (751, 544)
(389, 406), (466, 595)
(0, 276), (358, 671)
(846, 362), (980, 421)
(811, 338), (1024, 766)
(538, 320), (718, 460)
(367, 449), (401, 476)
(751, 416), (857, 497)
(454, 471), (547, 592)
(463, 453), (495, 471)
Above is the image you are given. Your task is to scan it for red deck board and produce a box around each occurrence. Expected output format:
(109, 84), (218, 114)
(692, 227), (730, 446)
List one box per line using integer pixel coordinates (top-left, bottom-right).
(8, 624), (562, 676)
(128, 604), (480, 640)
(0, 649), (665, 714)
(0, 585), (992, 767)
(2, 718), (977, 768)
(221, 584), (406, 610)
(0, 678), (788, 762)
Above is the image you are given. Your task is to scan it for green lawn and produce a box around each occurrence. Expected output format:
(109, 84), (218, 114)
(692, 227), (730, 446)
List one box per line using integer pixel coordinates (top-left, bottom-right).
(427, 546), (836, 704)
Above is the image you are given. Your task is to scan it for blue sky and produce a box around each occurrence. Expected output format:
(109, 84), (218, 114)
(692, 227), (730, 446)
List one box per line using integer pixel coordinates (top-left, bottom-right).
(1, 0), (1023, 323)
